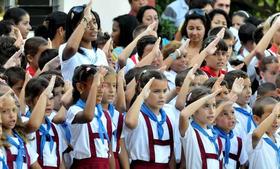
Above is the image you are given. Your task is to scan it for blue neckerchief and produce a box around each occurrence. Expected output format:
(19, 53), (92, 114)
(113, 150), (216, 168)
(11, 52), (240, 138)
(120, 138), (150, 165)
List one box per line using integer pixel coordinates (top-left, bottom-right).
(0, 153), (8, 169)
(39, 117), (54, 159)
(108, 103), (115, 117)
(25, 110), (31, 118)
(191, 121), (219, 156)
(6, 131), (26, 169)
(60, 121), (71, 144)
(75, 99), (109, 144)
(214, 126), (234, 164)
(263, 137), (280, 168)
(140, 103), (167, 140)
(234, 107), (257, 133)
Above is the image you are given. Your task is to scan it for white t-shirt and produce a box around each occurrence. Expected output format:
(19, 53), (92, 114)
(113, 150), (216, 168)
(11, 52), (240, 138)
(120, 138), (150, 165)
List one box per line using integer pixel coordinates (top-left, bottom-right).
(181, 123), (223, 169)
(59, 43), (108, 81)
(247, 133), (280, 169)
(164, 70), (177, 91)
(108, 108), (122, 153)
(0, 148), (7, 169)
(66, 105), (116, 160)
(124, 112), (175, 163)
(28, 122), (66, 167)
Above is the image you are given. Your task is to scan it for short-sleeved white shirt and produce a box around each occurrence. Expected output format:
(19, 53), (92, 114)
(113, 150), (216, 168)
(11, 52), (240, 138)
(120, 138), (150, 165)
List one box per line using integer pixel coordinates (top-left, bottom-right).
(181, 123), (223, 169)
(59, 43), (108, 81)
(124, 112), (175, 163)
(66, 105), (116, 160)
(247, 133), (280, 169)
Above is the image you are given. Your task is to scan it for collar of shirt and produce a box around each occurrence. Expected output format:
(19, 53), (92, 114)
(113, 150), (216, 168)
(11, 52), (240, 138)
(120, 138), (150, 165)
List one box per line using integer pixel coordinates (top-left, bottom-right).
(201, 66), (226, 78)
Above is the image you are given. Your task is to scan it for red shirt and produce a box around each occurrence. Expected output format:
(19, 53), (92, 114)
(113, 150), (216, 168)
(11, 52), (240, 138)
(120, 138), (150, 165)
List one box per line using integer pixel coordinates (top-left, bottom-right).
(201, 66), (226, 78)
(26, 66), (36, 77)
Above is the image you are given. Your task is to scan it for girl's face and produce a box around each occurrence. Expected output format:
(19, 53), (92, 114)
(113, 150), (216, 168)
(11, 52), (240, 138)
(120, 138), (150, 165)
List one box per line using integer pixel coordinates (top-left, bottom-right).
(204, 50), (227, 71)
(101, 74), (117, 104)
(80, 76), (104, 104)
(142, 9), (159, 31)
(32, 93), (54, 116)
(211, 14), (227, 28)
(1, 96), (18, 131)
(186, 19), (205, 43)
(145, 79), (168, 112)
(83, 14), (99, 42)
(193, 97), (216, 126)
(111, 21), (120, 47)
(236, 78), (252, 107)
(232, 15), (245, 30)
(16, 14), (31, 39)
(12, 80), (24, 98)
(215, 104), (236, 133)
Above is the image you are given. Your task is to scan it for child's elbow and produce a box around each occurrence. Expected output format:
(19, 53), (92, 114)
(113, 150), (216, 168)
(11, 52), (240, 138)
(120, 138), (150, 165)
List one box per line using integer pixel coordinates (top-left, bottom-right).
(125, 116), (137, 129)
(84, 114), (94, 123)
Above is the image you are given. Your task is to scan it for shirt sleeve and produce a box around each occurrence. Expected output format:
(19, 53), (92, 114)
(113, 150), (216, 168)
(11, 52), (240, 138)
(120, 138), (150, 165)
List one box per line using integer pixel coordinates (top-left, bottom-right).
(26, 142), (39, 165)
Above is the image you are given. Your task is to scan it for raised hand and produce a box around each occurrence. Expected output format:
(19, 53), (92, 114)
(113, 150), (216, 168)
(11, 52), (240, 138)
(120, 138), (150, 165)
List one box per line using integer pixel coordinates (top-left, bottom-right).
(94, 66), (107, 87)
(178, 39), (190, 56)
(42, 56), (60, 72)
(231, 78), (244, 95)
(4, 50), (22, 69)
(186, 64), (199, 82)
(140, 77), (154, 99)
(152, 37), (162, 57)
(43, 75), (56, 98)
(212, 74), (224, 93)
(83, 0), (93, 22)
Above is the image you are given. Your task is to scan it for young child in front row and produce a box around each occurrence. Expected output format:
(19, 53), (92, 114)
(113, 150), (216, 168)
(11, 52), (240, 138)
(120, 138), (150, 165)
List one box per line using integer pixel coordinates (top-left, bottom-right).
(101, 67), (129, 169)
(66, 64), (115, 169)
(125, 70), (176, 169)
(247, 97), (280, 169)
(179, 86), (223, 169)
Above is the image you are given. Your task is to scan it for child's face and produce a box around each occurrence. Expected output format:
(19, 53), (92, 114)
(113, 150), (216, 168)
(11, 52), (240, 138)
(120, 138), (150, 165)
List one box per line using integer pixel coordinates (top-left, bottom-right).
(32, 94), (54, 116)
(81, 76), (104, 104)
(215, 104), (236, 133)
(194, 97), (216, 125)
(0, 96), (18, 130)
(205, 50), (227, 71)
(232, 15), (245, 30)
(170, 56), (188, 73)
(53, 86), (64, 111)
(29, 44), (49, 69)
(236, 78), (252, 107)
(101, 74), (117, 104)
(261, 62), (279, 83)
(145, 79), (168, 112)
(83, 13), (99, 42)
(12, 80), (24, 98)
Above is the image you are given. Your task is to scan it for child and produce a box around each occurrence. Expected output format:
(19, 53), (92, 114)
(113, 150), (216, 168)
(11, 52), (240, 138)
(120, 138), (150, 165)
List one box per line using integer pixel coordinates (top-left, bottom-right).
(101, 67), (129, 169)
(179, 86), (223, 169)
(247, 97), (280, 169)
(24, 37), (49, 77)
(214, 101), (248, 169)
(125, 70), (176, 169)
(224, 70), (256, 140)
(66, 64), (115, 169)
(25, 76), (66, 168)
(200, 36), (228, 78)
(3, 66), (25, 97)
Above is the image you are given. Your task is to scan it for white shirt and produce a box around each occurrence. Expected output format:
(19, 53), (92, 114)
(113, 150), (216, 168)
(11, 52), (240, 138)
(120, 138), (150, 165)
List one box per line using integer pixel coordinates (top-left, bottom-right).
(164, 70), (177, 90)
(59, 43), (108, 81)
(108, 108), (122, 153)
(66, 105), (116, 160)
(124, 112), (175, 163)
(181, 123), (222, 169)
(247, 133), (280, 169)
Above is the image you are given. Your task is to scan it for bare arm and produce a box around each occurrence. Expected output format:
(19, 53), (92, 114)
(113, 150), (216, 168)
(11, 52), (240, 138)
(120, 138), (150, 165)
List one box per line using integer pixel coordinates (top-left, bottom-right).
(118, 138), (130, 169)
(115, 68), (126, 113)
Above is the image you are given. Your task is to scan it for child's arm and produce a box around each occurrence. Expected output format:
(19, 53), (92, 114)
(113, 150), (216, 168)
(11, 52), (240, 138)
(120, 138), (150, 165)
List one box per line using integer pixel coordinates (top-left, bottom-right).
(168, 153), (176, 169)
(175, 64), (198, 111)
(189, 28), (225, 67)
(62, 0), (93, 61)
(244, 17), (280, 65)
(252, 102), (280, 148)
(19, 72), (30, 116)
(135, 37), (161, 68)
(118, 23), (157, 68)
(115, 68), (126, 113)
(109, 143), (116, 169)
(61, 81), (73, 109)
(71, 68), (106, 124)
(118, 138), (130, 169)
(59, 159), (66, 169)
(179, 89), (222, 137)
(24, 76), (56, 133)
(163, 39), (189, 70)
(125, 78), (154, 129)
(30, 161), (42, 169)
(125, 78), (136, 108)
(52, 106), (67, 124)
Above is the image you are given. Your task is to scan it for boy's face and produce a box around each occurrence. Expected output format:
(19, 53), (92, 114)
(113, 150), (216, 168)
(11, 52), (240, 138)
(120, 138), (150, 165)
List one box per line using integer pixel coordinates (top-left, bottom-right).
(205, 50), (227, 71)
(261, 62), (279, 84)
(194, 97), (216, 125)
(236, 78), (252, 107)
(224, 38), (234, 59)
(215, 104), (236, 133)
(101, 74), (117, 105)
(53, 86), (64, 111)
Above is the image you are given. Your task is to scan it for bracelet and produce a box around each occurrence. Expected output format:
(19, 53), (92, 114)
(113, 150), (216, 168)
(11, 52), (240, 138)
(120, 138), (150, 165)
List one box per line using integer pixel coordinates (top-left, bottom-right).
(176, 49), (181, 57)
(170, 52), (177, 60)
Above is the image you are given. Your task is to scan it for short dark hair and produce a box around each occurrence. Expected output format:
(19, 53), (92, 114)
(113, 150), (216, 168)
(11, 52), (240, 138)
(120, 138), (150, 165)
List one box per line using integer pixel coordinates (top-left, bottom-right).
(0, 20), (14, 36)
(45, 11), (67, 40)
(188, 0), (213, 9)
(24, 37), (48, 59)
(259, 56), (278, 73)
(3, 7), (28, 25)
(136, 35), (157, 58)
(257, 82), (276, 97)
(186, 86), (211, 106)
(238, 23), (256, 44)
(224, 70), (249, 89)
(136, 6), (158, 24)
(208, 26), (234, 40)
(253, 96), (277, 118)
(38, 49), (58, 70)
(203, 77), (229, 89)
(175, 67), (206, 87)
(201, 35), (228, 52)
(208, 9), (231, 28)
(4, 66), (25, 88)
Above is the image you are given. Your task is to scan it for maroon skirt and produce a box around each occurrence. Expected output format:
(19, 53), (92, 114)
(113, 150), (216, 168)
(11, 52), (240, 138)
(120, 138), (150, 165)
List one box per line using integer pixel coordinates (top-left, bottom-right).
(130, 160), (169, 169)
(114, 152), (120, 169)
(71, 157), (110, 169)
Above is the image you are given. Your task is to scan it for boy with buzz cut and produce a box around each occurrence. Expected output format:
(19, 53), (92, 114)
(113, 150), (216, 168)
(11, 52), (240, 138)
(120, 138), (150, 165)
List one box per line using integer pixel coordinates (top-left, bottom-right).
(247, 97), (280, 169)
(224, 70), (256, 140)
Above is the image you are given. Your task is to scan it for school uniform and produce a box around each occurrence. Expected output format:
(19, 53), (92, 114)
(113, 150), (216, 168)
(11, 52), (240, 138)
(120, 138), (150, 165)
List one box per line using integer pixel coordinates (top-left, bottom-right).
(28, 117), (66, 169)
(180, 121), (223, 169)
(214, 127), (248, 169)
(66, 100), (116, 169)
(5, 131), (38, 169)
(233, 103), (256, 141)
(0, 148), (8, 169)
(164, 70), (177, 90)
(247, 133), (280, 169)
(124, 103), (175, 169)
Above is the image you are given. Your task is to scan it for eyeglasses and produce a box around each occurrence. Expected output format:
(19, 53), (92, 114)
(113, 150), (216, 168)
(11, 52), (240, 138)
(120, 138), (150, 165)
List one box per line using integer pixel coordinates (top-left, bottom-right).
(188, 8), (206, 17)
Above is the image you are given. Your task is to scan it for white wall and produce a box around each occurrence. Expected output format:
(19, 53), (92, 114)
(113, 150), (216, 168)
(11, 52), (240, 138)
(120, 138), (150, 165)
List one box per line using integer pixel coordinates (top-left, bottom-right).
(60, 0), (130, 34)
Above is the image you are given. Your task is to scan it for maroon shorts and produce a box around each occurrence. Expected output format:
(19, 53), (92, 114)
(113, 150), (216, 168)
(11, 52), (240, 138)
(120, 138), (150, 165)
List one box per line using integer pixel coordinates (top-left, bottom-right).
(71, 157), (110, 169)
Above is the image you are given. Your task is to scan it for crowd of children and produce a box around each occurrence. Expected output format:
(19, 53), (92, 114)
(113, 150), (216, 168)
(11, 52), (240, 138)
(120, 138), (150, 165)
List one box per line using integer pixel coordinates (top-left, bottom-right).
(0, 0), (279, 168)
